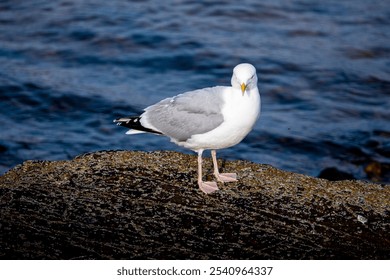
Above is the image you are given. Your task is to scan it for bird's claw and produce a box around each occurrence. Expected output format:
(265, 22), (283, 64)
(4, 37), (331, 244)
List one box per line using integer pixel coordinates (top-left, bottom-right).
(215, 173), (237, 183)
(198, 181), (219, 194)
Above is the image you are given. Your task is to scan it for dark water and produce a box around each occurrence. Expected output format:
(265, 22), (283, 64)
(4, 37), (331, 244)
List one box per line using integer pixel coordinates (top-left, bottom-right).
(0, 0), (389, 183)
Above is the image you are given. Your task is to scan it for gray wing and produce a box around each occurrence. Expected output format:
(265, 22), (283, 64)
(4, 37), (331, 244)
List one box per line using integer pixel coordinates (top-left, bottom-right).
(142, 86), (226, 141)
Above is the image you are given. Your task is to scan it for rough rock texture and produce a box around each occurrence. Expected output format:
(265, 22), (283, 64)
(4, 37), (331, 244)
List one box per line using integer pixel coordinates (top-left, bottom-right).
(0, 150), (389, 259)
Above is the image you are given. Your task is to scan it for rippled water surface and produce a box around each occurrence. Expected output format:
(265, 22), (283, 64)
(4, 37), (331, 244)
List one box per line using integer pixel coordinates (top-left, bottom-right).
(0, 0), (389, 182)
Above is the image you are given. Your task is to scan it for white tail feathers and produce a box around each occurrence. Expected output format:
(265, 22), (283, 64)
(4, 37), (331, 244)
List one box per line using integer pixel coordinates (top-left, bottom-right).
(125, 129), (146, 135)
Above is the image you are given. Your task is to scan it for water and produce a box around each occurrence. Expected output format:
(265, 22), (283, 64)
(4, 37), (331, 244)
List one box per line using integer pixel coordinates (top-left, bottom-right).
(0, 0), (389, 183)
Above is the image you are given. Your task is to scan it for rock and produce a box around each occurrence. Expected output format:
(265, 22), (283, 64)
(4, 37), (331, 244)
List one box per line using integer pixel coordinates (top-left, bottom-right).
(0, 143), (7, 153)
(365, 161), (390, 182)
(0, 150), (389, 259)
(318, 167), (355, 181)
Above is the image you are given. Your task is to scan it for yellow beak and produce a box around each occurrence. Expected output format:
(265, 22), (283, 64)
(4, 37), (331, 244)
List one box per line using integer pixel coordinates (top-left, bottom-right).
(241, 83), (247, 95)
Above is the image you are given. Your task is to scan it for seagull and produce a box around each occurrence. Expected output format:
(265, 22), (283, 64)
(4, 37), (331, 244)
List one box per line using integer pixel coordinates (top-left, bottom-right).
(114, 63), (261, 194)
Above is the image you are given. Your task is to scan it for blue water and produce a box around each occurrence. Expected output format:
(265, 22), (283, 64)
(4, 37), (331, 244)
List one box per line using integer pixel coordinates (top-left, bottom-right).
(0, 0), (389, 182)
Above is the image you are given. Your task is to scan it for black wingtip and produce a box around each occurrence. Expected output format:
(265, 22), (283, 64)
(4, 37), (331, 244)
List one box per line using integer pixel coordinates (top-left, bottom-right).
(114, 116), (162, 135)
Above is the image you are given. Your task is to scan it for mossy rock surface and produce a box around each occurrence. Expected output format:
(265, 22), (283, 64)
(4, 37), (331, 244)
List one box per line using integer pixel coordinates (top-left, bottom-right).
(0, 150), (389, 259)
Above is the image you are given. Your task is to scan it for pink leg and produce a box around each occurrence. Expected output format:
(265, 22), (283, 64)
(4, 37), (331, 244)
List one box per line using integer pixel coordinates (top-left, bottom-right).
(197, 150), (219, 194)
(211, 150), (237, 182)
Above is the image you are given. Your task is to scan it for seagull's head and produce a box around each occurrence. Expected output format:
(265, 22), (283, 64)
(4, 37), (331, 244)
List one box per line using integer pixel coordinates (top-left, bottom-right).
(231, 63), (258, 95)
